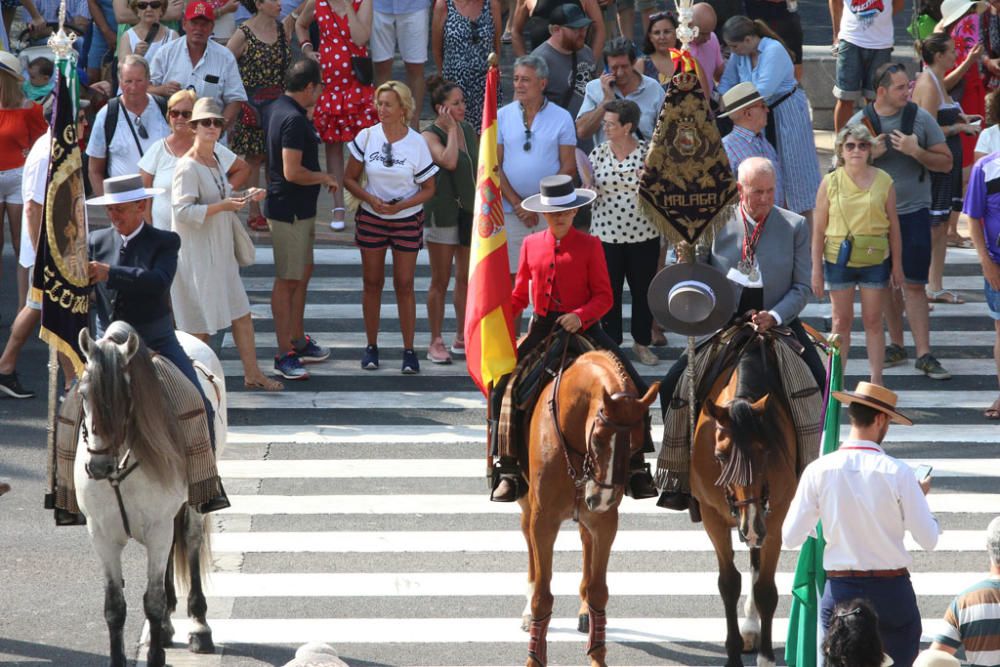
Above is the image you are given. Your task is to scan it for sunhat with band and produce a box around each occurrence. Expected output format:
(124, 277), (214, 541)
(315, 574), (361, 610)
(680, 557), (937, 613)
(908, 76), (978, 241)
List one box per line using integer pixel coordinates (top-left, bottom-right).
(833, 381), (913, 426)
(520, 175), (596, 213)
(190, 97), (225, 123)
(86, 174), (164, 206)
(935, 0), (986, 32)
(718, 82), (764, 119)
(0, 51), (24, 82)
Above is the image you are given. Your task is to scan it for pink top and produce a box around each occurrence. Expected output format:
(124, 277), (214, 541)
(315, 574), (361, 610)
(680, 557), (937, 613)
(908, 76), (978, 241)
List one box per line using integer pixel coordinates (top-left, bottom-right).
(688, 32), (724, 96)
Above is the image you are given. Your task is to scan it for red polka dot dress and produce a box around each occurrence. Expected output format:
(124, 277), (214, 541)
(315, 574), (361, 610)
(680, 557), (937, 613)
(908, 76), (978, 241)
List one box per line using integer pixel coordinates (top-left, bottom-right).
(313, 0), (377, 144)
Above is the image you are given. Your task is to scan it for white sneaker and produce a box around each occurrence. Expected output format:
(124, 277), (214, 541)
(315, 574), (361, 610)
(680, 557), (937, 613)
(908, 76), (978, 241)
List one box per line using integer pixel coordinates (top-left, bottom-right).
(329, 207), (346, 231)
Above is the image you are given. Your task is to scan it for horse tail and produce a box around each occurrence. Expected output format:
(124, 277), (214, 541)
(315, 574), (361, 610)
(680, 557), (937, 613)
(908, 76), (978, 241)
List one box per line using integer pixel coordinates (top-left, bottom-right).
(172, 506), (212, 593)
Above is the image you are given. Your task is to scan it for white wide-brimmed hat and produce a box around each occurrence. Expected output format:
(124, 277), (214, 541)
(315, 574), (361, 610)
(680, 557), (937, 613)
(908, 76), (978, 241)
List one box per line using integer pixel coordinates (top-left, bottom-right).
(936, 0), (986, 32)
(520, 175), (596, 213)
(0, 51), (24, 82)
(86, 174), (163, 206)
(190, 97), (224, 123)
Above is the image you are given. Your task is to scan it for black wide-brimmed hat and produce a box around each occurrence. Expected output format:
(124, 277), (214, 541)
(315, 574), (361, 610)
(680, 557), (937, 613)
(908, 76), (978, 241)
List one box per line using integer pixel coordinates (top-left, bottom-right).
(647, 262), (736, 337)
(520, 175), (597, 213)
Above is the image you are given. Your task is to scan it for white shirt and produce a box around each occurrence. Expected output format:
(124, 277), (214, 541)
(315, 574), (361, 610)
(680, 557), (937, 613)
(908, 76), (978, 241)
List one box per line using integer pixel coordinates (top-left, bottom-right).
(782, 439), (940, 571)
(19, 130), (51, 269)
(85, 95), (172, 177)
(119, 223), (144, 249)
(838, 0), (894, 50)
(149, 38), (248, 109)
(348, 124), (438, 219)
(975, 124), (1000, 157)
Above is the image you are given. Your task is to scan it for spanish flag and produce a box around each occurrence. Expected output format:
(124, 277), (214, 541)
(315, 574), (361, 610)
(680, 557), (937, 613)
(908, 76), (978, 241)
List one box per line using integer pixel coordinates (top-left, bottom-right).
(463, 57), (516, 396)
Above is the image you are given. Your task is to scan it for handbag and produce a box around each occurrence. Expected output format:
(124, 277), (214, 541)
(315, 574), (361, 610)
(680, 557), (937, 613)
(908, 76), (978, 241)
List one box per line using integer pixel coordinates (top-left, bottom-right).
(827, 234), (888, 268)
(232, 213), (256, 267)
(351, 56), (374, 86)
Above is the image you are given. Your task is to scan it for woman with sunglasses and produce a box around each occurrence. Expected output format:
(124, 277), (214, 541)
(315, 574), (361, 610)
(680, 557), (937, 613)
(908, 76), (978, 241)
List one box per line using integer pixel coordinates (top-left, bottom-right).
(811, 123), (903, 386)
(430, 0), (500, 132)
(344, 81), (438, 374)
(634, 11), (710, 96)
(116, 0), (178, 61)
(170, 97), (283, 391)
(139, 89), (250, 231)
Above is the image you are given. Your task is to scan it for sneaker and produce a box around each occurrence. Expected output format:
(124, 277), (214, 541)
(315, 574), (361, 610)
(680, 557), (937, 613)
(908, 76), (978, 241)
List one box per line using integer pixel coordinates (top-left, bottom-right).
(295, 335), (330, 363)
(329, 207), (346, 231)
(915, 353), (951, 380)
(450, 335), (466, 356)
(402, 348), (420, 374)
(427, 337), (452, 364)
(0, 371), (34, 399)
(632, 343), (659, 366)
(884, 343), (908, 368)
(274, 352), (310, 380)
(361, 344), (379, 370)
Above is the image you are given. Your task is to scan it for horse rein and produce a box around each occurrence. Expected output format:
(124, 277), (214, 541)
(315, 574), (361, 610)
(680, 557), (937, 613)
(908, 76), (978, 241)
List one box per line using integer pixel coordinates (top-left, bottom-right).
(82, 420), (142, 538)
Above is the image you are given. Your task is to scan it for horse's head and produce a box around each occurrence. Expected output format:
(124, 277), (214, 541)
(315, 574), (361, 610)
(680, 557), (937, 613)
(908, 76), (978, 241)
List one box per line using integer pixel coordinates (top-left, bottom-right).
(78, 327), (140, 480)
(705, 394), (771, 548)
(583, 382), (660, 513)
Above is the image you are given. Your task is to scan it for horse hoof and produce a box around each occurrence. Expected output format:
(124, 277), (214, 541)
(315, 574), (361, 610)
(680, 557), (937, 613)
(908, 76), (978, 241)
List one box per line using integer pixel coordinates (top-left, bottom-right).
(161, 621), (174, 647)
(577, 613), (589, 633)
(741, 632), (759, 653)
(189, 631), (215, 654)
(146, 648), (166, 667)
(521, 615), (531, 633)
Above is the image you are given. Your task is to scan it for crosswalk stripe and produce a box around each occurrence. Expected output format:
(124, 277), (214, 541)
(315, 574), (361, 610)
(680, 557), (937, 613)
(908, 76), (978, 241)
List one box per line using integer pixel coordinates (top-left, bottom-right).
(208, 530), (987, 554)
(217, 458), (1000, 479)
(227, 423), (1000, 444)
(216, 493), (1000, 515)
(198, 571), (983, 598)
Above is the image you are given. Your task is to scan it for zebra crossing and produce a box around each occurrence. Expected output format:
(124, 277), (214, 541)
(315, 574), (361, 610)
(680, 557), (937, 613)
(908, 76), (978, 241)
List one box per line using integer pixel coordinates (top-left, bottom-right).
(155, 243), (999, 666)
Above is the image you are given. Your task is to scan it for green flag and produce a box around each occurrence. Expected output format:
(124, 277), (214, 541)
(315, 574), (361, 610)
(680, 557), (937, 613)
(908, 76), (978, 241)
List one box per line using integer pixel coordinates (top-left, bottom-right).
(785, 344), (843, 667)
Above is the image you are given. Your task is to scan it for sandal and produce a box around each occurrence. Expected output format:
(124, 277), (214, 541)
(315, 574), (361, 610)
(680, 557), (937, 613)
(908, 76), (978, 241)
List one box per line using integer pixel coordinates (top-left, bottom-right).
(247, 214), (269, 232)
(329, 207), (346, 231)
(985, 398), (1000, 420)
(926, 289), (965, 304)
(244, 376), (284, 391)
(946, 235), (974, 249)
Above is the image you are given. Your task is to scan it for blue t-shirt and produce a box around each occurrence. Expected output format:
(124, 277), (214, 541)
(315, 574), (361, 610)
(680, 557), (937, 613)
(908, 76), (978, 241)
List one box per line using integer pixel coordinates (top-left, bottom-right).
(497, 99), (576, 212)
(963, 152), (1000, 264)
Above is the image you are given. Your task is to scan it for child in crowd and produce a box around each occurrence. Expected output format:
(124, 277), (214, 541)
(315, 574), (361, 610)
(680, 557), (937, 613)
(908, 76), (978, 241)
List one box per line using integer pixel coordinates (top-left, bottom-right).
(22, 57), (54, 104)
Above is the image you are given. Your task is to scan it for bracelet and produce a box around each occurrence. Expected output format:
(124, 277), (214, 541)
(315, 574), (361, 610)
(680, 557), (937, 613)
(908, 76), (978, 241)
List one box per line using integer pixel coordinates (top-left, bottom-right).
(291, 10), (300, 19)
(301, 41), (313, 50)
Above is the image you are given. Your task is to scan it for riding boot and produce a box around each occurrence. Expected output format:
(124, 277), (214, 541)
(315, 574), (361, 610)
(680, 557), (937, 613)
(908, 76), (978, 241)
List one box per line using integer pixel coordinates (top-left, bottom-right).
(688, 495), (702, 523)
(655, 470), (692, 511)
(54, 507), (87, 526)
(490, 458), (525, 503)
(625, 455), (658, 499)
(198, 480), (231, 514)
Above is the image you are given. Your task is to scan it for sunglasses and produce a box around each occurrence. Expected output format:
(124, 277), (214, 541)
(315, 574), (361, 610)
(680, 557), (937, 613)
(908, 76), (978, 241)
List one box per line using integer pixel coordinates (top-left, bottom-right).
(648, 10), (677, 24)
(469, 17), (480, 44)
(136, 1), (162, 8)
(523, 127), (532, 152)
(169, 108), (192, 118)
(843, 141), (870, 152)
(876, 63), (906, 89)
(382, 141), (394, 167)
(134, 114), (148, 139)
(194, 118), (225, 128)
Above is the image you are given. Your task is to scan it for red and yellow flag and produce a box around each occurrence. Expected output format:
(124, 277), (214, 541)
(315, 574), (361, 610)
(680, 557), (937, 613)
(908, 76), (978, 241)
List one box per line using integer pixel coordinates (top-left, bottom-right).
(464, 59), (516, 396)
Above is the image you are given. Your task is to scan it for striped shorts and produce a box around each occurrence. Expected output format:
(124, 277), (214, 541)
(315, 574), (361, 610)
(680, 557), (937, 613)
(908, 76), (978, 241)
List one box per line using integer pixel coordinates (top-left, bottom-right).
(355, 209), (424, 252)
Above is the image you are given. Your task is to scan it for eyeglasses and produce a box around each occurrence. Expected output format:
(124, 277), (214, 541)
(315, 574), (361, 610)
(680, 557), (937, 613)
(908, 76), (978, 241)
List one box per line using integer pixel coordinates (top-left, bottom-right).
(382, 141), (394, 167)
(523, 128), (532, 152)
(169, 109), (192, 118)
(195, 118), (225, 128)
(469, 18), (480, 44)
(648, 10), (677, 24)
(134, 114), (148, 139)
(876, 63), (906, 89)
(136, 1), (162, 8)
(843, 141), (870, 152)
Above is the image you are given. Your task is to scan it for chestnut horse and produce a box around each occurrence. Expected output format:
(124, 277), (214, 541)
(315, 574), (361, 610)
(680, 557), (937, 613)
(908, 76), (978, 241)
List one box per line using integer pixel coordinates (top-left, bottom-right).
(518, 350), (659, 667)
(692, 334), (799, 667)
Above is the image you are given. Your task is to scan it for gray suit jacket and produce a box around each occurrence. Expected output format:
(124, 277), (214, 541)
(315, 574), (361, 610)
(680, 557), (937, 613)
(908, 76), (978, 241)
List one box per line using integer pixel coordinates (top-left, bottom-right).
(707, 205), (813, 325)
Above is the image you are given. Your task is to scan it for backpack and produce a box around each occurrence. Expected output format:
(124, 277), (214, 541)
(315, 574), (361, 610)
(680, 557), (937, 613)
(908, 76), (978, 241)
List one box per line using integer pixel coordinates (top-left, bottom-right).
(102, 94), (169, 175)
(862, 101), (925, 182)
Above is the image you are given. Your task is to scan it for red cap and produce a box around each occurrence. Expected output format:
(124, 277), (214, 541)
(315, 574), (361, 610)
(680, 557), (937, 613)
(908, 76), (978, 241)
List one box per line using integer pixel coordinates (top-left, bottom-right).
(184, 0), (215, 21)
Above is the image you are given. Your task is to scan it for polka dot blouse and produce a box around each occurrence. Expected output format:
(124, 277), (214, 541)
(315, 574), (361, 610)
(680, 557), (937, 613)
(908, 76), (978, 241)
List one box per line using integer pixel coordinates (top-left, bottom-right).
(588, 140), (660, 245)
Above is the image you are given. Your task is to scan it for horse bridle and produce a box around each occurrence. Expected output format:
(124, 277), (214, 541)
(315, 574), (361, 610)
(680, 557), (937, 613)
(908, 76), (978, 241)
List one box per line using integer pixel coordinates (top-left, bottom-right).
(81, 416), (141, 538)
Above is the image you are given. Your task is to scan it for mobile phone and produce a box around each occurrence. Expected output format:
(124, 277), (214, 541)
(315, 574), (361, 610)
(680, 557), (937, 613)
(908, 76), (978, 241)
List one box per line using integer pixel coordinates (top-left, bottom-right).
(914, 464), (933, 481)
(387, 197), (402, 205)
(204, 74), (220, 84)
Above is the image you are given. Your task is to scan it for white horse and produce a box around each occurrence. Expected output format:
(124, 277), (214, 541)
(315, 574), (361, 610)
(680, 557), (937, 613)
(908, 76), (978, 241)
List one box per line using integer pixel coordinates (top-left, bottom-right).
(75, 322), (227, 667)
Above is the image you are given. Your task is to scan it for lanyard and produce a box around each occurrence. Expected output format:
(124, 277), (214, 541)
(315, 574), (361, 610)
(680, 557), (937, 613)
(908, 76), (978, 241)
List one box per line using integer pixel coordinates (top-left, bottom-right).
(840, 445), (882, 453)
(740, 205), (766, 266)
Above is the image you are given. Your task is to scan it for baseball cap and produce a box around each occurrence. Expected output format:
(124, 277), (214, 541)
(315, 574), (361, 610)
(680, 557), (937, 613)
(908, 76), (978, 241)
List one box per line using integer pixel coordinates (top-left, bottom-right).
(550, 3), (592, 28)
(184, 0), (215, 21)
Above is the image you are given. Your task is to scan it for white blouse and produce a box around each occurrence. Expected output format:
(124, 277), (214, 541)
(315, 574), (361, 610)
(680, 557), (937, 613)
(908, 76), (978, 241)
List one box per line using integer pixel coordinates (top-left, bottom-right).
(588, 140), (660, 245)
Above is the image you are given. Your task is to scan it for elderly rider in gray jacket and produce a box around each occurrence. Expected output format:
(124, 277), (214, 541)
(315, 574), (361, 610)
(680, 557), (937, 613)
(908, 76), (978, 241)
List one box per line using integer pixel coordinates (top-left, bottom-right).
(657, 157), (826, 511)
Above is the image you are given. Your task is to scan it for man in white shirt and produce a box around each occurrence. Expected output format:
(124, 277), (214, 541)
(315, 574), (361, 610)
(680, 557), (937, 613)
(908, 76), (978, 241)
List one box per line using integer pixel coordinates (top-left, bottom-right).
(148, 0), (247, 133)
(86, 55), (171, 195)
(783, 381), (940, 667)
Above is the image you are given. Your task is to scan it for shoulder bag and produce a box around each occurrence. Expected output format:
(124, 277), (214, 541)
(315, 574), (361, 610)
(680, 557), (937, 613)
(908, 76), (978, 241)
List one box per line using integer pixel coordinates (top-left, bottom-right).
(232, 213), (256, 267)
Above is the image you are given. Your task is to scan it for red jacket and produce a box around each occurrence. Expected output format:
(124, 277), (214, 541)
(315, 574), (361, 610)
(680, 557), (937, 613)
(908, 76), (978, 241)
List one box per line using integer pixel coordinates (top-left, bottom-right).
(511, 227), (613, 329)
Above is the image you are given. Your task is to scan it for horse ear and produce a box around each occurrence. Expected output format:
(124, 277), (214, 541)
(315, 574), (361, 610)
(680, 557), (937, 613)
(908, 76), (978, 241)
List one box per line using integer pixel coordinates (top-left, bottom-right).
(750, 394), (769, 415)
(602, 386), (612, 405)
(705, 397), (728, 423)
(121, 332), (140, 364)
(78, 328), (94, 360)
(639, 381), (660, 408)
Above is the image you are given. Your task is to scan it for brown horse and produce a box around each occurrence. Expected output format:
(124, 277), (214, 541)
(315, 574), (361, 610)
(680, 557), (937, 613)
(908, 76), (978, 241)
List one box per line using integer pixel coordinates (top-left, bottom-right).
(517, 350), (659, 667)
(691, 333), (799, 667)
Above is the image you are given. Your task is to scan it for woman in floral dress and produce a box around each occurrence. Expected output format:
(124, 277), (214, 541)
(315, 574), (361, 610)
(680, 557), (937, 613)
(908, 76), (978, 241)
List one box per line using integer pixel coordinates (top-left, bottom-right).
(296, 0), (377, 230)
(228, 0), (292, 230)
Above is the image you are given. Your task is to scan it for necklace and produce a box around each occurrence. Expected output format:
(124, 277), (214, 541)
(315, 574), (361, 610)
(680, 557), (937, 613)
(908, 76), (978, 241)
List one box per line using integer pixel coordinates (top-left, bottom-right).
(738, 205), (765, 282)
(202, 155), (227, 200)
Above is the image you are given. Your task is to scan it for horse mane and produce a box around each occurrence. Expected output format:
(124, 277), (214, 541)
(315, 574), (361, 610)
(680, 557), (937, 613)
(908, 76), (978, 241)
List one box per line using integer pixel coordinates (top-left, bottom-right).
(590, 350), (633, 395)
(718, 334), (791, 486)
(89, 321), (186, 486)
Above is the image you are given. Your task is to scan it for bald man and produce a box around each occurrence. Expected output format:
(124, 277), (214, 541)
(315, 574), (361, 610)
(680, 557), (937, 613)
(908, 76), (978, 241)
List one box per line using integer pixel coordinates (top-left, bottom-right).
(689, 3), (725, 96)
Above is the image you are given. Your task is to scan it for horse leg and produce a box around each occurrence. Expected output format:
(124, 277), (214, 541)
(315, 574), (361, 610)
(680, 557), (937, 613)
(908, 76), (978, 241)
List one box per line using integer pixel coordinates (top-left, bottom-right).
(526, 510), (560, 667)
(143, 525), (174, 667)
(184, 509), (215, 654)
(162, 551), (176, 647)
(578, 522), (592, 634)
(519, 497), (534, 633)
(703, 506), (744, 667)
(95, 537), (128, 667)
(751, 532), (782, 667)
(740, 549), (760, 653)
(582, 511), (618, 667)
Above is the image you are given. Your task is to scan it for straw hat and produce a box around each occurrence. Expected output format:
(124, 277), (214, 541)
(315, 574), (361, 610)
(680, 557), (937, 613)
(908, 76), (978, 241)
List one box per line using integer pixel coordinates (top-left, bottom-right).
(86, 174), (163, 206)
(520, 175), (596, 213)
(0, 51), (24, 82)
(647, 262), (736, 337)
(718, 82), (764, 118)
(936, 0), (986, 32)
(190, 97), (224, 123)
(912, 649), (960, 667)
(833, 381), (913, 426)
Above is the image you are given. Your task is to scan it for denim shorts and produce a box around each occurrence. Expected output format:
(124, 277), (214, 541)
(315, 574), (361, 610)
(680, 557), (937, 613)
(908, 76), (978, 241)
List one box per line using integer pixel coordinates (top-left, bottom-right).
(985, 279), (1000, 320)
(899, 208), (931, 284)
(824, 258), (890, 290)
(834, 40), (893, 102)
